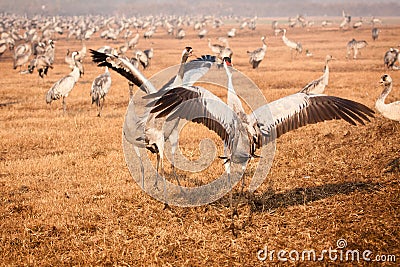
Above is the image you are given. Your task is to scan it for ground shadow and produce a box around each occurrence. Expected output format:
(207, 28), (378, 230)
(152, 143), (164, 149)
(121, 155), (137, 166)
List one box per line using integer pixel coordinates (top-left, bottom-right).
(0, 101), (19, 107)
(248, 181), (383, 213)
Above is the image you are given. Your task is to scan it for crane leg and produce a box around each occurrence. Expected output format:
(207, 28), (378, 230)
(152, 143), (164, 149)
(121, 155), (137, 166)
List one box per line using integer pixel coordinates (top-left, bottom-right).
(62, 97), (66, 113)
(353, 48), (358, 59)
(98, 97), (104, 117)
(155, 153), (161, 190)
(225, 159), (238, 237)
(134, 146), (145, 189)
(169, 130), (183, 188)
(161, 157), (168, 205)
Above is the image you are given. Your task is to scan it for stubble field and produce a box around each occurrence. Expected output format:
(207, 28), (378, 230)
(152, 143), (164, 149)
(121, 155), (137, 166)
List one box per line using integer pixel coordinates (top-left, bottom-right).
(0, 17), (399, 266)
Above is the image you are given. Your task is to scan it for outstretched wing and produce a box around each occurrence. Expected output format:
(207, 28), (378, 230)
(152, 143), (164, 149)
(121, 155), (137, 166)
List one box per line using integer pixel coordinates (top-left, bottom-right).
(253, 93), (374, 144)
(147, 85), (236, 145)
(159, 55), (216, 91)
(300, 76), (323, 94)
(90, 49), (156, 93)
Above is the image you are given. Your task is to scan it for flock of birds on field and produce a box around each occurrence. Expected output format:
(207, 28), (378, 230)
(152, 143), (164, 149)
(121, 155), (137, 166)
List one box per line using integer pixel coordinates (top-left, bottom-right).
(1, 11), (399, 233)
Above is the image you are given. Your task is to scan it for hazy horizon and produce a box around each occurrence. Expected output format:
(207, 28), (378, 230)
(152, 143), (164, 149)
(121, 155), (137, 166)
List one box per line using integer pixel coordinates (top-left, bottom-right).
(1, 0), (400, 17)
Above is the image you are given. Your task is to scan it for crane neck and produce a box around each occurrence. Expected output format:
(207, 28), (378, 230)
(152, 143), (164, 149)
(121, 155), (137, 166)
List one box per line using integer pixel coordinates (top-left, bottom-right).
(261, 38), (267, 48)
(223, 64), (233, 90)
(377, 83), (392, 104)
(70, 66), (81, 82)
(174, 55), (190, 86)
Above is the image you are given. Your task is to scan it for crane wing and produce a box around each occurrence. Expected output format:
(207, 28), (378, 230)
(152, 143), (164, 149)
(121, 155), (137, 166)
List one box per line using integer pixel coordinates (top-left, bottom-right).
(299, 76), (323, 94)
(182, 55), (216, 86)
(248, 48), (266, 62)
(147, 86), (237, 144)
(158, 55), (216, 91)
(253, 93), (375, 143)
(90, 49), (156, 93)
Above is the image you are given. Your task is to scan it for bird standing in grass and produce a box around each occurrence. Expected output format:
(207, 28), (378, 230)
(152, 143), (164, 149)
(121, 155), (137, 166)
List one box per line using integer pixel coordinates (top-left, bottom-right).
(27, 55), (53, 82)
(247, 36), (267, 69)
(13, 43), (31, 72)
(376, 74), (400, 122)
(90, 66), (112, 117)
(281, 29), (302, 58)
(346, 39), (368, 59)
(300, 55), (334, 95)
(46, 51), (81, 112)
(383, 48), (399, 70)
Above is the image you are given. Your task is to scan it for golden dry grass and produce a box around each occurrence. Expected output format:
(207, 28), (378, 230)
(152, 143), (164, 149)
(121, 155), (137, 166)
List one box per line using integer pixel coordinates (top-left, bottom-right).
(1, 18), (399, 266)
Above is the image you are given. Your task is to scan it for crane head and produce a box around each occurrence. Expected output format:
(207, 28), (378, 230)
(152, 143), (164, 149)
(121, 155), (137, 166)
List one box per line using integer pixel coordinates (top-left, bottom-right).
(222, 57), (232, 67)
(71, 51), (79, 59)
(380, 74), (392, 86)
(181, 46), (194, 63)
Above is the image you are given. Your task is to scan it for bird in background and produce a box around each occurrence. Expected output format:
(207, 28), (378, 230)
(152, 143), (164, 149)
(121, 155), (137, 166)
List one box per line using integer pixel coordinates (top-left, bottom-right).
(65, 48), (84, 76)
(90, 66), (112, 117)
(376, 74), (400, 122)
(346, 38), (368, 59)
(247, 36), (267, 69)
(13, 43), (31, 72)
(383, 47), (400, 70)
(300, 55), (335, 95)
(281, 29), (302, 58)
(27, 55), (53, 82)
(46, 51), (81, 113)
(376, 74), (400, 173)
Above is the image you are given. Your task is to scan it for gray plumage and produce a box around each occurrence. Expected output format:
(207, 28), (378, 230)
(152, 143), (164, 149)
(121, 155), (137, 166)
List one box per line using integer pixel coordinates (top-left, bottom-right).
(128, 33), (140, 49)
(208, 38), (224, 55)
(90, 66), (112, 116)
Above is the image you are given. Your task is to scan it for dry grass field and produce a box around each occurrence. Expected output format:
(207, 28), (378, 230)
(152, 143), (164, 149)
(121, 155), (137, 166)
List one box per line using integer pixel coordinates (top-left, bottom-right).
(1, 17), (399, 266)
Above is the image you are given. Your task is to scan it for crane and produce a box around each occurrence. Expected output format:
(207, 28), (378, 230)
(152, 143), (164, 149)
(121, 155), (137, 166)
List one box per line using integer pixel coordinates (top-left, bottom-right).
(247, 36), (267, 69)
(384, 48), (400, 70)
(46, 51), (81, 112)
(300, 55), (335, 95)
(281, 29), (302, 58)
(346, 39), (368, 59)
(27, 55), (53, 81)
(13, 43), (31, 72)
(90, 66), (112, 117)
(376, 74), (400, 122)
(90, 48), (215, 197)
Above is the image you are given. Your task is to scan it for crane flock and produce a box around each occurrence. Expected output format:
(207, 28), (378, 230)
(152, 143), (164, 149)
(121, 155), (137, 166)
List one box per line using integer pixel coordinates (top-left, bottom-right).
(0, 12), (398, 233)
